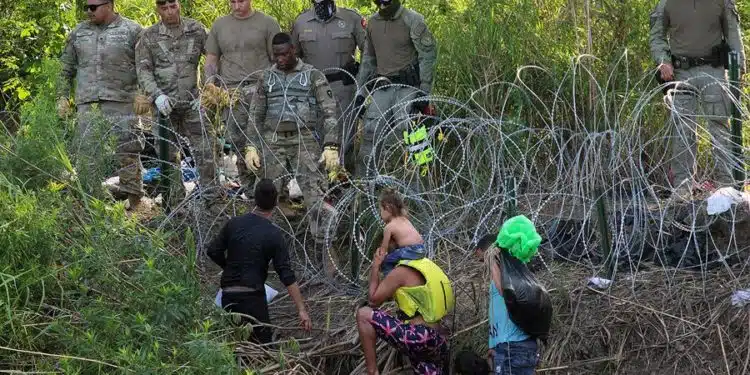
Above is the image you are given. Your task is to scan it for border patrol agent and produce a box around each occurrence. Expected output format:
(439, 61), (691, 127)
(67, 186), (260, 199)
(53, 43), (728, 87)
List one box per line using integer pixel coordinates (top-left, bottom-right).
(649, 0), (746, 192)
(292, 0), (366, 172)
(353, 0), (437, 179)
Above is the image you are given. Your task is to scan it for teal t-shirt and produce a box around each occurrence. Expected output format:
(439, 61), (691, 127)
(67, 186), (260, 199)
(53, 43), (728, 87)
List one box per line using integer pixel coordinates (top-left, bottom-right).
(489, 282), (530, 348)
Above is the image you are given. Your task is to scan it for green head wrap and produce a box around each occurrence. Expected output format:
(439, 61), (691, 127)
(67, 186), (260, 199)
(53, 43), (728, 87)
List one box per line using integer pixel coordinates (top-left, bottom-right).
(496, 215), (542, 263)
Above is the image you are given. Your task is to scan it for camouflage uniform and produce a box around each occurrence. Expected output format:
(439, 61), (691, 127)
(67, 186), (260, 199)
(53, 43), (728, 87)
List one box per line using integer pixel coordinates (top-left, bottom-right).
(649, 0), (746, 186)
(58, 14), (145, 197)
(205, 12), (281, 189)
(291, 7), (366, 165)
(136, 17), (214, 203)
(354, 6), (437, 178)
(249, 60), (339, 269)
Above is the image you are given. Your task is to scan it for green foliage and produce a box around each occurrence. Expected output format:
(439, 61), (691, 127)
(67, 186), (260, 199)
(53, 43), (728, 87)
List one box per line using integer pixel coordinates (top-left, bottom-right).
(0, 64), (237, 374)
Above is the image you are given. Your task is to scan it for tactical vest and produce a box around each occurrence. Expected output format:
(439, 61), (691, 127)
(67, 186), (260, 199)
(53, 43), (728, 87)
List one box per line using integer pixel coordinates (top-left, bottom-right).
(264, 68), (318, 127)
(393, 257), (454, 324)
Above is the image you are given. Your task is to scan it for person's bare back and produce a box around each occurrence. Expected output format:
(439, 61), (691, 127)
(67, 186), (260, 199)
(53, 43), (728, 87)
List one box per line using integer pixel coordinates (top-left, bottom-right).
(385, 217), (423, 249)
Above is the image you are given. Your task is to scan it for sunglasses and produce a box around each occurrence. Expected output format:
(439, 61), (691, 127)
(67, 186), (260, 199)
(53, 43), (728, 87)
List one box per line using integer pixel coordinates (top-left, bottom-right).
(85, 1), (110, 12)
(156, 0), (177, 5)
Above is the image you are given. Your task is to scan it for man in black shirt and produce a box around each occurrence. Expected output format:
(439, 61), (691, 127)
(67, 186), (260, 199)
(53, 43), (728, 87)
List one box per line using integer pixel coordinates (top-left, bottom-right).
(207, 178), (312, 344)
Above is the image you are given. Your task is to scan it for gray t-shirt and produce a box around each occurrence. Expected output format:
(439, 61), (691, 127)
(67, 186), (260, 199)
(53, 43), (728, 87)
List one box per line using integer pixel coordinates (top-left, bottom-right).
(205, 11), (281, 87)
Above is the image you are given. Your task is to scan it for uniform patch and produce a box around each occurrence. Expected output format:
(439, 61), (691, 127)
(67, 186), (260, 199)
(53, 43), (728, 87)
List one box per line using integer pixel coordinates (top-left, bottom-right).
(338, 20), (346, 28)
(421, 31), (435, 47)
(327, 89), (333, 98)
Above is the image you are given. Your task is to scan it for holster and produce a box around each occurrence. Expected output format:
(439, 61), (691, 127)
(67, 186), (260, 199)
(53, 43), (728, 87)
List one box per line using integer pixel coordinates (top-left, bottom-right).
(380, 61), (421, 88)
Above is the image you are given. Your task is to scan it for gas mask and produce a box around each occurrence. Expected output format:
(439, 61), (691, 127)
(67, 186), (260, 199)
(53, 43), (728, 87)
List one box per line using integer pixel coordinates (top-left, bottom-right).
(374, 0), (400, 19)
(313, 0), (336, 21)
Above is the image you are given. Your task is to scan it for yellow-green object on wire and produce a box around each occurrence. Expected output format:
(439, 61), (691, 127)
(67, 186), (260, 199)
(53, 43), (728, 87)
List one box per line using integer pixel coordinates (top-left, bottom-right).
(403, 122), (435, 170)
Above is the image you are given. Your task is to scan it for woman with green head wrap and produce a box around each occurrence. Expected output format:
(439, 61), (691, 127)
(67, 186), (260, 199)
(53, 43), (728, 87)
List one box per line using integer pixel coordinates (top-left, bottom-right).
(477, 215), (543, 375)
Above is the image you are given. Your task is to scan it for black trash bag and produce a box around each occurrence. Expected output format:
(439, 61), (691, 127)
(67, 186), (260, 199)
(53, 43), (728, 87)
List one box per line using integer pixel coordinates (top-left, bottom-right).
(497, 250), (553, 343)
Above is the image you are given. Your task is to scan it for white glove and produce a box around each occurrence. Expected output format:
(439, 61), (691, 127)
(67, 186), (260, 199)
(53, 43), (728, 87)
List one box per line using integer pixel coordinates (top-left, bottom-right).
(318, 146), (340, 171)
(155, 94), (173, 116)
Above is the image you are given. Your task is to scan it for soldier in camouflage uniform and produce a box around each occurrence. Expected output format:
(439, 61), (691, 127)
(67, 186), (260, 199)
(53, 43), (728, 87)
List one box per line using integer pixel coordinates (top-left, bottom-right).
(248, 32), (341, 275)
(649, 0), (746, 194)
(353, 0), (437, 179)
(57, 0), (147, 211)
(136, 0), (213, 207)
(203, 0), (281, 192)
(291, 0), (366, 172)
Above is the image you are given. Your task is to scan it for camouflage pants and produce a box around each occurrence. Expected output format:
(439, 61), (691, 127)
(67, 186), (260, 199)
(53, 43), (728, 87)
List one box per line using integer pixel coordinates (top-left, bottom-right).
(75, 101), (144, 197)
(258, 129), (337, 268)
(358, 84), (421, 179)
(222, 83), (259, 190)
(157, 105), (217, 204)
(669, 65), (734, 185)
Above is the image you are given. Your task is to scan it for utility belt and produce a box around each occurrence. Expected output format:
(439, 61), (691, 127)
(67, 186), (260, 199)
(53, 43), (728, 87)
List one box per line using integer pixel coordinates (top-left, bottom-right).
(671, 55), (721, 70)
(325, 60), (360, 86)
(671, 40), (731, 70)
(374, 62), (421, 90)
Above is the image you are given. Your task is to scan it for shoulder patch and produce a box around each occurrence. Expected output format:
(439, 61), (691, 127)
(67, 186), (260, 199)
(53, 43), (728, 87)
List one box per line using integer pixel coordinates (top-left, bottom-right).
(327, 89), (333, 98)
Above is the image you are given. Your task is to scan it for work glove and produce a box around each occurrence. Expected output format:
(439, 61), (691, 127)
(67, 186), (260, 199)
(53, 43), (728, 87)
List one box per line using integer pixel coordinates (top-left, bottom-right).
(318, 145), (340, 172)
(155, 94), (173, 116)
(57, 97), (72, 118)
(353, 94), (366, 119)
(244, 146), (261, 172)
(412, 93), (434, 115)
(134, 94), (152, 116)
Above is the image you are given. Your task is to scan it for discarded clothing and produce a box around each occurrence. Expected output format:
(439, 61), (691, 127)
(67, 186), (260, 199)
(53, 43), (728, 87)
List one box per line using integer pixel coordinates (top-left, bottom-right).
(381, 244), (426, 276)
(706, 187), (750, 215)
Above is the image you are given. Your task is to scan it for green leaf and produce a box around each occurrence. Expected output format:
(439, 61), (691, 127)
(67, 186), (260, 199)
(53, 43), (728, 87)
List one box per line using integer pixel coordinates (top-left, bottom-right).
(16, 86), (30, 100)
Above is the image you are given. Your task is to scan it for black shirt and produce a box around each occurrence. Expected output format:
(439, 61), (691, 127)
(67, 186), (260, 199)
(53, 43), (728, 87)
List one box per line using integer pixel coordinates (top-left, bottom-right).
(206, 213), (297, 290)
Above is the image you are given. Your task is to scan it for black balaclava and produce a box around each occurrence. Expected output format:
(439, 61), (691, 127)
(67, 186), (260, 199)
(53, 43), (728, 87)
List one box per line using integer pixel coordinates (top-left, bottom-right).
(375, 0), (401, 20)
(313, 0), (336, 21)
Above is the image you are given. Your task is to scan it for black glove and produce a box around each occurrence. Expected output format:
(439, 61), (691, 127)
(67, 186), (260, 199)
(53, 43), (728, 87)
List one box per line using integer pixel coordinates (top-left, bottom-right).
(353, 95), (366, 119)
(342, 61), (360, 86)
(412, 93), (430, 114)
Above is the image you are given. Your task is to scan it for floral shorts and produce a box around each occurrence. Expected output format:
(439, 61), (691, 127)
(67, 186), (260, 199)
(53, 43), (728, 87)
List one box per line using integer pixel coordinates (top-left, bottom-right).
(369, 309), (448, 374)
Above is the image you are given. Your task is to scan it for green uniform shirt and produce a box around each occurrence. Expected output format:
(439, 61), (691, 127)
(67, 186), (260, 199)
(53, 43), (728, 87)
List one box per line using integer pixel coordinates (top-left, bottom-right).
(135, 17), (208, 103)
(58, 15), (143, 104)
(291, 7), (366, 71)
(355, 7), (437, 93)
(649, 0), (745, 72)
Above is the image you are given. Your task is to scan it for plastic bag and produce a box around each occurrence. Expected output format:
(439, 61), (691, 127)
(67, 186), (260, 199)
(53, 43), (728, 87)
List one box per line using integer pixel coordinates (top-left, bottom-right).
(498, 250), (553, 342)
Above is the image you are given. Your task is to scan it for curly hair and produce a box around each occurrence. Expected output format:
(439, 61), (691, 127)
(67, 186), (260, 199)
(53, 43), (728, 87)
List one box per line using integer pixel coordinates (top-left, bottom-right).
(379, 188), (407, 217)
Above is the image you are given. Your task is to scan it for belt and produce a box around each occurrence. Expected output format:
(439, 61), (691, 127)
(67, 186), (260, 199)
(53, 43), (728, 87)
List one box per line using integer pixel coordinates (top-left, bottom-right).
(671, 55), (720, 69)
(275, 127), (314, 138)
(223, 285), (259, 293)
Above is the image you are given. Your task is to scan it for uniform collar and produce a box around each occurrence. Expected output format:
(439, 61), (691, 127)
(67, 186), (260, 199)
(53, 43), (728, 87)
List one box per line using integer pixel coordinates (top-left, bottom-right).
(95, 13), (122, 29)
(157, 18), (184, 36)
